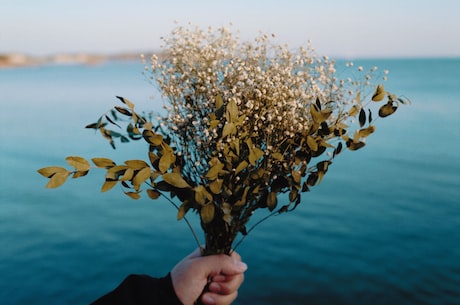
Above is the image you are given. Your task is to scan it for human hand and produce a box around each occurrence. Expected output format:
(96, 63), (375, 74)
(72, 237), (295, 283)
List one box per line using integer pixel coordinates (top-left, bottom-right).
(171, 248), (247, 305)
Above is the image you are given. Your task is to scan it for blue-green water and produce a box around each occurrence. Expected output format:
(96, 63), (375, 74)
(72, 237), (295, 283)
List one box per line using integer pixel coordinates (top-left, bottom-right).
(1, 59), (459, 305)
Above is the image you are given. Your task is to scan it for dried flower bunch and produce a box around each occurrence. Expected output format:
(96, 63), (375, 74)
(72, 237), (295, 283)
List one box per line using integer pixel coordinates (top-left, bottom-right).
(39, 24), (409, 255)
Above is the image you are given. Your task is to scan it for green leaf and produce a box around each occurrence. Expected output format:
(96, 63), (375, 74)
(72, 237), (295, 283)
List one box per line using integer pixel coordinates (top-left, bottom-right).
(66, 156), (91, 171)
(162, 172), (191, 188)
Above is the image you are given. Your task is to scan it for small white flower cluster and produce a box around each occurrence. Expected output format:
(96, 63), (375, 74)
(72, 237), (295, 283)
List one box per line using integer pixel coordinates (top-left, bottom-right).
(142, 24), (386, 181)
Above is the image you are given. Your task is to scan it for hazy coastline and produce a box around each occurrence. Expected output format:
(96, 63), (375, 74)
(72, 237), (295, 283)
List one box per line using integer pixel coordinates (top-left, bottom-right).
(0, 52), (157, 68)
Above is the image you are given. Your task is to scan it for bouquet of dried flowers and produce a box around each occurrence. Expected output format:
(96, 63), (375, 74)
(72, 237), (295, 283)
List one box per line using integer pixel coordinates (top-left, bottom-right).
(38, 24), (408, 255)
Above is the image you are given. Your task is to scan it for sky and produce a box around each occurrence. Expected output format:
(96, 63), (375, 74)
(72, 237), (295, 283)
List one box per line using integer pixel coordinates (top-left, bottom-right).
(1, 0), (460, 58)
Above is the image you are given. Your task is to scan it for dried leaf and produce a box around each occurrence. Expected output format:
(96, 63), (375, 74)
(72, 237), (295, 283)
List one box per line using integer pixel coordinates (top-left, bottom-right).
(379, 102), (398, 117)
(209, 179), (223, 194)
(72, 171), (88, 178)
(359, 108), (366, 127)
(116, 96), (135, 109)
(125, 160), (150, 170)
(194, 185), (213, 205)
(114, 106), (132, 116)
(46, 172), (70, 188)
(66, 156), (91, 171)
(235, 160), (248, 175)
(222, 122), (236, 138)
(215, 94), (224, 109)
(159, 152), (175, 173)
(133, 167), (151, 188)
(124, 191), (140, 200)
(358, 125), (376, 138)
(267, 192), (278, 211)
(307, 136), (318, 151)
(206, 163), (224, 180)
(146, 189), (161, 200)
(162, 172), (191, 188)
(372, 84), (386, 101)
(92, 157), (116, 168)
(37, 166), (68, 178)
(200, 203), (215, 224)
(101, 180), (117, 192)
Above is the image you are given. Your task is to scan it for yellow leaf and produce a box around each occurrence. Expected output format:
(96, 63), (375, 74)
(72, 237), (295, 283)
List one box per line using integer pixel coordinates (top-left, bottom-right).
(216, 94), (224, 109)
(194, 185), (213, 205)
(235, 160), (248, 175)
(46, 172), (70, 188)
(307, 136), (318, 151)
(206, 163), (224, 180)
(101, 180), (117, 192)
(125, 160), (150, 170)
(226, 99), (238, 122)
(222, 122), (235, 138)
(146, 189), (160, 200)
(348, 105), (360, 117)
(200, 203), (215, 224)
(272, 152), (283, 161)
(209, 179), (223, 194)
(92, 158), (116, 168)
(117, 96), (135, 109)
(162, 172), (190, 188)
(159, 152), (175, 173)
(372, 84), (386, 102)
(291, 170), (301, 184)
(106, 165), (128, 180)
(66, 156), (91, 171)
(133, 167), (152, 188)
(358, 125), (376, 138)
(119, 167), (133, 181)
(37, 166), (67, 178)
(143, 130), (163, 146)
(143, 121), (153, 131)
(177, 203), (187, 220)
(235, 187), (249, 206)
(124, 191), (140, 200)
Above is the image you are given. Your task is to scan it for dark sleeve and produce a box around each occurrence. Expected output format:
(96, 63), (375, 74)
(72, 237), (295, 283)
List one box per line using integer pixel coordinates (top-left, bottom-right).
(90, 273), (183, 305)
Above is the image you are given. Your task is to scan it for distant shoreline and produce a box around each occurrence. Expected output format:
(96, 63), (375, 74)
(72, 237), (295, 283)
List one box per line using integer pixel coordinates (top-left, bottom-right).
(0, 52), (159, 69)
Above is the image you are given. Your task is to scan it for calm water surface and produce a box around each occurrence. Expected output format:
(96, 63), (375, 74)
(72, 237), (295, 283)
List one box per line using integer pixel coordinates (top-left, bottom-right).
(1, 59), (459, 305)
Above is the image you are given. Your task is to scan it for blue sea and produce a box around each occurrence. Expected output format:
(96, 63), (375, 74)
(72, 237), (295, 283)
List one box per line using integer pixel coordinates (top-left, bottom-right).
(1, 58), (459, 305)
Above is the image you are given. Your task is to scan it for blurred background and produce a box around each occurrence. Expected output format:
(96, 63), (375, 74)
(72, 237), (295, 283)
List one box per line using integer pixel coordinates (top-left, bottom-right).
(1, 1), (459, 304)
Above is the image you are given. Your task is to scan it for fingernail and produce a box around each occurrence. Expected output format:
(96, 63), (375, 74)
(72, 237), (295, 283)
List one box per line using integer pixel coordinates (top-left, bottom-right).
(202, 294), (215, 305)
(236, 261), (248, 271)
